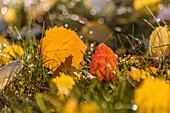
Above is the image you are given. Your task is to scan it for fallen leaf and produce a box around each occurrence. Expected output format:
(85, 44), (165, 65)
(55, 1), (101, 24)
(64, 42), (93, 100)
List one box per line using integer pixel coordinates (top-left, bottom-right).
(0, 53), (11, 68)
(134, 0), (160, 11)
(1, 45), (24, 59)
(149, 26), (170, 60)
(54, 55), (77, 78)
(3, 7), (17, 24)
(0, 60), (24, 89)
(63, 98), (79, 113)
(40, 26), (87, 71)
(0, 35), (9, 50)
(52, 73), (75, 96)
(90, 43), (118, 81)
(130, 67), (151, 82)
(80, 102), (99, 113)
(134, 78), (170, 113)
(0, 45), (24, 67)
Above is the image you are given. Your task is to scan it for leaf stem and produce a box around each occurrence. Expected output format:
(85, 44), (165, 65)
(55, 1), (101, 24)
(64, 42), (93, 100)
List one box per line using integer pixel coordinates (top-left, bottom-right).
(26, 52), (41, 64)
(119, 55), (158, 60)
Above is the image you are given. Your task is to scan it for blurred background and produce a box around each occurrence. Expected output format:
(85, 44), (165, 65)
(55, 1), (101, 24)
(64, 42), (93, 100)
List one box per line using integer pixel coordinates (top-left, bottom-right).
(0, 0), (169, 55)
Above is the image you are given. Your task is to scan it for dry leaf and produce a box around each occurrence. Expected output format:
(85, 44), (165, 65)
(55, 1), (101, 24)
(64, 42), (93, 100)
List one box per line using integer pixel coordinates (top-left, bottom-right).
(54, 55), (77, 78)
(90, 43), (118, 81)
(149, 26), (170, 60)
(40, 26), (87, 71)
(0, 60), (23, 89)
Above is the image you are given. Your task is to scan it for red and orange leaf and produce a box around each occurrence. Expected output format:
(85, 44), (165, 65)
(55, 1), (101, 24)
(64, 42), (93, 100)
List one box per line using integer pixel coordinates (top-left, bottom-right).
(40, 26), (87, 71)
(90, 43), (118, 81)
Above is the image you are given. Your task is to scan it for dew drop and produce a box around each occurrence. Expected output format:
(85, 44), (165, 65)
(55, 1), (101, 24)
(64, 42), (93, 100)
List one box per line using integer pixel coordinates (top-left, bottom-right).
(115, 27), (121, 32)
(132, 104), (138, 111)
(90, 43), (94, 47)
(43, 4), (50, 11)
(79, 35), (83, 39)
(62, 9), (68, 16)
(1, 7), (7, 15)
(79, 20), (84, 24)
(64, 24), (68, 27)
(156, 18), (161, 22)
(90, 8), (97, 15)
(70, 14), (79, 21)
(89, 30), (93, 34)
(3, 43), (7, 47)
(115, 102), (122, 109)
(98, 18), (104, 24)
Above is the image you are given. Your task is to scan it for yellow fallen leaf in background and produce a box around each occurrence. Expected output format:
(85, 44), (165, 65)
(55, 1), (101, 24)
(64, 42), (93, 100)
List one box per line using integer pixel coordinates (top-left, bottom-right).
(52, 73), (75, 96)
(130, 67), (151, 82)
(3, 8), (16, 24)
(134, 78), (170, 113)
(149, 26), (170, 60)
(0, 60), (23, 89)
(0, 53), (11, 67)
(0, 45), (24, 67)
(0, 35), (9, 50)
(41, 26), (87, 71)
(1, 45), (24, 59)
(63, 98), (79, 113)
(80, 102), (99, 113)
(146, 66), (157, 75)
(63, 98), (99, 113)
(134, 0), (160, 11)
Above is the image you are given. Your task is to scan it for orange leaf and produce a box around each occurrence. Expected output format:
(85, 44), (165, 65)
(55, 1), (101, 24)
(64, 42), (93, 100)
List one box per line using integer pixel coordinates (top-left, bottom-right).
(40, 26), (87, 71)
(90, 43), (118, 81)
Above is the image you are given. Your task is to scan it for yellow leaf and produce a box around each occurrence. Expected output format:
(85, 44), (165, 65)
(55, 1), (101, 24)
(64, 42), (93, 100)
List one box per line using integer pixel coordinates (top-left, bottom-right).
(0, 36), (9, 50)
(0, 53), (11, 67)
(146, 66), (157, 75)
(3, 8), (16, 24)
(63, 98), (79, 113)
(41, 26), (87, 71)
(134, 78), (170, 113)
(149, 26), (170, 60)
(80, 102), (99, 113)
(63, 98), (99, 113)
(0, 45), (24, 67)
(130, 67), (151, 82)
(1, 45), (24, 59)
(52, 73), (75, 96)
(134, 0), (160, 11)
